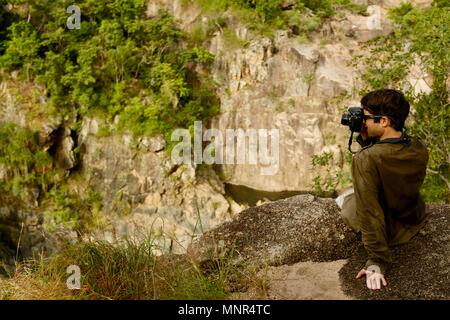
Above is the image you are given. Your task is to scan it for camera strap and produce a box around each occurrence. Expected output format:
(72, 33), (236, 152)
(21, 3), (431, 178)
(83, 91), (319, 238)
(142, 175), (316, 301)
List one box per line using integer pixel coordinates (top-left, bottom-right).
(348, 131), (357, 153)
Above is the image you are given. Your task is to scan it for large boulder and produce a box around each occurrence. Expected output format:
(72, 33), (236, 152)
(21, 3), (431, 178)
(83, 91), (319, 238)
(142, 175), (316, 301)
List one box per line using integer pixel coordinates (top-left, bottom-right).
(190, 194), (361, 266)
(191, 195), (450, 300)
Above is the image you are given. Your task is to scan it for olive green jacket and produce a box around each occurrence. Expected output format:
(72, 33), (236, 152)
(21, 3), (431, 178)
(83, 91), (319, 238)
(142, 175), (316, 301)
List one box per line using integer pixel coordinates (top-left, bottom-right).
(352, 133), (429, 273)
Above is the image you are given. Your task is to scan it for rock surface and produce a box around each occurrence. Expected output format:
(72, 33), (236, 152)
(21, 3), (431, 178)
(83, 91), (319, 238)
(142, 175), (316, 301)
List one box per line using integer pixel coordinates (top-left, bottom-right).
(77, 118), (244, 253)
(190, 195), (361, 266)
(263, 260), (350, 300)
(0, 206), (49, 275)
(192, 195), (450, 300)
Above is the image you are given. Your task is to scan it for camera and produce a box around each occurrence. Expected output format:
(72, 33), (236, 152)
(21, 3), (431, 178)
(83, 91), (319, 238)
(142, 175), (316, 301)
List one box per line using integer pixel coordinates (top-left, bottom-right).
(341, 106), (364, 132)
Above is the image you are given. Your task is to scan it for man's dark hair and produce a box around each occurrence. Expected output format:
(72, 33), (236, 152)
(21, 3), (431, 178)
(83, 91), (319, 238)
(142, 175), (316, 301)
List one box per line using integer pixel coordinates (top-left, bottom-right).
(361, 89), (410, 131)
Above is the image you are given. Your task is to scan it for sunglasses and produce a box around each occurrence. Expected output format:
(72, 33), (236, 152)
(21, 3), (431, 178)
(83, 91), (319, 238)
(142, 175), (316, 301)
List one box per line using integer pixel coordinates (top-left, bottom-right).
(363, 114), (383, 121)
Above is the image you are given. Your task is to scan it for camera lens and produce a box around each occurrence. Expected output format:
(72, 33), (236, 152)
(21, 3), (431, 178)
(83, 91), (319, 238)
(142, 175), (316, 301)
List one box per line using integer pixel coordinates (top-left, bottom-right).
(341, 114), (350, 126)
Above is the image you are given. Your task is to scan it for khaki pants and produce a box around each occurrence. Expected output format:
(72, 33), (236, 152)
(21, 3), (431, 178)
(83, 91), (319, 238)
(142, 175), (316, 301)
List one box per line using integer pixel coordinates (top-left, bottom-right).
(339, 193), (427, 246)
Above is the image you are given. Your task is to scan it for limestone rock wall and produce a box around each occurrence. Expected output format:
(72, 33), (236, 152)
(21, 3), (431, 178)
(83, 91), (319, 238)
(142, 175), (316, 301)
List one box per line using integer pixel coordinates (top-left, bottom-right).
(76, 118), (243, 253)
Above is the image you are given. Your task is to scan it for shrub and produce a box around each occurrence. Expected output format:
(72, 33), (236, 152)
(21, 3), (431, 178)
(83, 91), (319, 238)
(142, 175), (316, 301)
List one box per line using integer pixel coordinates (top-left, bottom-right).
(0, 123), (102, 233)
(0, 123), (54, 202)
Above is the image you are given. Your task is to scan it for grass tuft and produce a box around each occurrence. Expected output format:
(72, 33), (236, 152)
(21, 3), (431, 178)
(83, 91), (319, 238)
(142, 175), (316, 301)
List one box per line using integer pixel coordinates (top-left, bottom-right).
(0, 236), (268, 300)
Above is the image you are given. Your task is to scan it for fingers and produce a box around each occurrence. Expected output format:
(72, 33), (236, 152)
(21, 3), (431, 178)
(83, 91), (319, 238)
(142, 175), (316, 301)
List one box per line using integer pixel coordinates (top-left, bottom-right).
(356, 268), (387, 290)
(370, 272), (376, 290)
(381, 275), (387, 286)
(368, 272), (376, 289)
(368, 273), (384, 290)
(366, 274), (372, 289)
(356, 269), (365, 279)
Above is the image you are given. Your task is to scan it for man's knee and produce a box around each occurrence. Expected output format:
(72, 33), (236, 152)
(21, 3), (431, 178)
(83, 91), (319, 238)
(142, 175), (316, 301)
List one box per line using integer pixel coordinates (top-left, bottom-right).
(336, 190), (360, 232)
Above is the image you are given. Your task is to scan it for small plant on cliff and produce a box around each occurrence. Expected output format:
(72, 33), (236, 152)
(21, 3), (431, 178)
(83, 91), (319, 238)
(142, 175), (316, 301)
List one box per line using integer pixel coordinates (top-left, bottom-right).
(0, 123), (54, 203)
(310, 149), (353, 196)
(43, 185), (103, 234)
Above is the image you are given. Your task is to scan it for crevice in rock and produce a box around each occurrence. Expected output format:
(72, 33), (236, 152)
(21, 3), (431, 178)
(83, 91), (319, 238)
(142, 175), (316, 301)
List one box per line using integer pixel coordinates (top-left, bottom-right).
(224, 183), (308, 207)
(69, 128), (81, 172)
(167, 164), (181, 176)
(46, 125), (65, 159)
(307, 55), (320, 97)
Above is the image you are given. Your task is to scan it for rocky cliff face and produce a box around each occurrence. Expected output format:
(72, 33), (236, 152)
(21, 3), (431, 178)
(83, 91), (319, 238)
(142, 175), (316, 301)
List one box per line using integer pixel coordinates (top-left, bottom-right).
(76, 117), (243, 253)
(0, 206), (48, 271)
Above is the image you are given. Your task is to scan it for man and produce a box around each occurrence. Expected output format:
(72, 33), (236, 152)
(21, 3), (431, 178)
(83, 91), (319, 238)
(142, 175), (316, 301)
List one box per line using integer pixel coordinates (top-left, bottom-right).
(337, 89), (429, 290)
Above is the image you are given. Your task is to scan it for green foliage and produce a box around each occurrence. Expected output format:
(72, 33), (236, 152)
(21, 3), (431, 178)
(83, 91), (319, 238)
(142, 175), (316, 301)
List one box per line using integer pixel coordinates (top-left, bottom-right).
(221, 27), (250, 48)
(43, 185), (103, 233)
(0, 123), (102, 232)
(421, 173), (450, 203)
(0, 1), (219, 140)
(311, 151), (333, 167)
(240, 0), (284, 22)
(301, 0), (334, 18)
(310, 151), (351, 196)
(332, 0), (367, 15)
(192, 0), (366, 37)
(0, 21), (40, 72)
(356, 1), (450, 202)
(0, 0), (19, 55)
(434, 0), (450, 7)
(0, 123), (54, 201)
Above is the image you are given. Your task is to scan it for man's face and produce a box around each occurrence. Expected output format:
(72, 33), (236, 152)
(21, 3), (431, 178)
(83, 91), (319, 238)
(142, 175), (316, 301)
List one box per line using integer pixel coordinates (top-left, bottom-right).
(363, 109), (385, 138)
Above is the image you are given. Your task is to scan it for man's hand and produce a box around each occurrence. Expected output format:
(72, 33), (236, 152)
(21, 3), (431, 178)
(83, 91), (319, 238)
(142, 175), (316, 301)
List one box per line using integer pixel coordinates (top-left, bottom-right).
(359, 125), (368, 141)
(356, 266), (387, 290)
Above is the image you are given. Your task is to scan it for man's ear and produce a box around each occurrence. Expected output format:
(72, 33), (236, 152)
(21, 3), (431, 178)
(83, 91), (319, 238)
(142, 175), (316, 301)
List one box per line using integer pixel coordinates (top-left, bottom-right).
(381, 116), (391, 128)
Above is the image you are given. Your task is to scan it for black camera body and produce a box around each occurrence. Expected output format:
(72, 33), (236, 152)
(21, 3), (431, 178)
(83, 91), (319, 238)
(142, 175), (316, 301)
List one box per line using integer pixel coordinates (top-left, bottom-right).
(341, 106), (364, 132)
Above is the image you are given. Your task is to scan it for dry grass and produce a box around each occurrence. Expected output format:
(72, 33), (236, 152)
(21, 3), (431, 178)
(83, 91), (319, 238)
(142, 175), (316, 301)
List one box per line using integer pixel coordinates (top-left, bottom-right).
(0, 237), (269, 300)
(0, 268), (73, 300)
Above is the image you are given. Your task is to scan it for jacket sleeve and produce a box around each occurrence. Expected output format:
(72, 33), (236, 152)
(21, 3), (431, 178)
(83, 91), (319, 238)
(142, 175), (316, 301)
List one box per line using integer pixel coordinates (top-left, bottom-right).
(352, 151), (392, 274)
